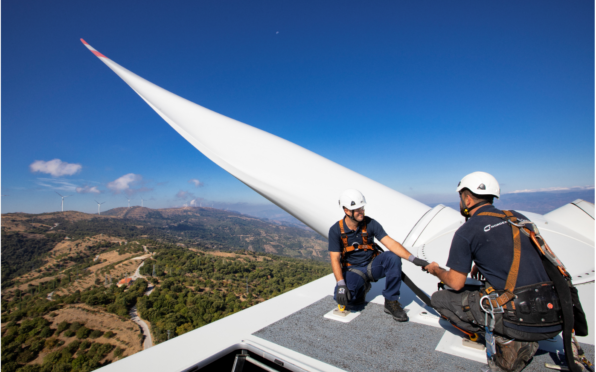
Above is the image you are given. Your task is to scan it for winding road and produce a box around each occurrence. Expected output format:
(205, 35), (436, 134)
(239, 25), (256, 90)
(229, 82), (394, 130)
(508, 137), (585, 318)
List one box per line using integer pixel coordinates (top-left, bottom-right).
(129, 248), (156, 350)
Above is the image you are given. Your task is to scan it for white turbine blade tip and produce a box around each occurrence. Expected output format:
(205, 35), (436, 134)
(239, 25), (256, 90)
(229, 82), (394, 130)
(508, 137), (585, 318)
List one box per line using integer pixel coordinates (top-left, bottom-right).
(80, 38), (108, 59)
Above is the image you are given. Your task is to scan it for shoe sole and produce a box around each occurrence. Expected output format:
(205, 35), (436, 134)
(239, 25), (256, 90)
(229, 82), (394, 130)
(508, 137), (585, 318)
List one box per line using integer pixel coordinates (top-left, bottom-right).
(384, 308), (408, 322)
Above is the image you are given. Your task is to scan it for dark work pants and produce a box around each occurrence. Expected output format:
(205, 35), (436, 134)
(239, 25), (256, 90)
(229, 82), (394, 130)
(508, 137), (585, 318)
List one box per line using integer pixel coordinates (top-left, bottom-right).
(333, 251), (403, 303)
(431, 289), (561, 342)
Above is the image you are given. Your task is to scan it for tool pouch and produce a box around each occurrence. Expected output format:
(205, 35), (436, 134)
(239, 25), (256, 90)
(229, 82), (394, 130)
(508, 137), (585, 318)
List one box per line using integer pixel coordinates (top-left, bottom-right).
(500, 281), (563, 327)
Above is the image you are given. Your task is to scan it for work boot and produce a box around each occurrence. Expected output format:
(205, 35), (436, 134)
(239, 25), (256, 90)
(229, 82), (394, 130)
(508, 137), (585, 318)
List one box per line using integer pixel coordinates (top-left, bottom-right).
(384, 299), (408, 322)
(494, 336), (539, 372)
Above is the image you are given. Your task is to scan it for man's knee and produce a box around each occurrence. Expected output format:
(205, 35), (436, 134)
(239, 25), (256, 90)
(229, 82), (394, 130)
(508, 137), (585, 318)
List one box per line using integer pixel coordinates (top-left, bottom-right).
(382, 251), (401, 268)
(431, 289), (454, 309)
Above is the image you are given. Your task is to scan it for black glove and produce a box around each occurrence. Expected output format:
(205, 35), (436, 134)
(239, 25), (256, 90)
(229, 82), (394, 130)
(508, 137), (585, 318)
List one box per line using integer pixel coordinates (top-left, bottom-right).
(335, 285), (352, 306)
(412, 257), (430, 267)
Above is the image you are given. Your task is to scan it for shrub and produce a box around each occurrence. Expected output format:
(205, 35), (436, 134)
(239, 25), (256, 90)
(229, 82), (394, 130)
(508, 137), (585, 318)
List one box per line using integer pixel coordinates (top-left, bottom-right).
(63, 329), (75, 337)
(113, 347), (124, 358)
(75, 326), (90, 339)
(89, 330), (103, 338)
(103, 331), (115, 338)
(40, 326), (54, 338)
(44, 338), (58, 349)
(56, 321), (70, 334)
(16, 349), (37, 364)
(79, 340), (92, 350)
(30, 339), (44, 353)
(65, 340), (81, 354)
(69, 322), (83, 332)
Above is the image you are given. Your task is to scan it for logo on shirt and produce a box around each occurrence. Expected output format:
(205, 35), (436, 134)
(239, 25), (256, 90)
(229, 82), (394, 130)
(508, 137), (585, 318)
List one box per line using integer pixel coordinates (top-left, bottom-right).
(484, 221), (507, 232)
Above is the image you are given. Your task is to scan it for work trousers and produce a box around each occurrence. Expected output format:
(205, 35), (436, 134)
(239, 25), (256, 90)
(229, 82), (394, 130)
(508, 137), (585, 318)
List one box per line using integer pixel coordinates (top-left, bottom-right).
(431, 289), (561, 342)
(333, 251), (402, 303)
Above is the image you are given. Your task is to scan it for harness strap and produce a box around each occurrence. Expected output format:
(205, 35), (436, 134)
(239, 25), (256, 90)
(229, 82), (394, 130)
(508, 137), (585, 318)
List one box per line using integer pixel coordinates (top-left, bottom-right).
(338, 218), (380, 268)
(339, 219), (349, 248)
(346, 267), (372, 294)
(366, 257), (376, 282)
(477, 210), (521, 308)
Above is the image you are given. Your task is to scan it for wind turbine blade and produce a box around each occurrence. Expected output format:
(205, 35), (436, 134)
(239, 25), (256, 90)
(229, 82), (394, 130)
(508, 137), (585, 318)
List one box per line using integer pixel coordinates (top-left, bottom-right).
(56, 192), (64, 197)
(81, 40), (431, 240)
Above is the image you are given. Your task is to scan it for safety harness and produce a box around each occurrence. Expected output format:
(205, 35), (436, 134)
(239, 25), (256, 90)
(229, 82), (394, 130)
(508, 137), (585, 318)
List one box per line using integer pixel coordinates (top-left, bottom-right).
(474, 210), (589, 372)
(339, 218), (383, 289)
(405, 209), (590, 371)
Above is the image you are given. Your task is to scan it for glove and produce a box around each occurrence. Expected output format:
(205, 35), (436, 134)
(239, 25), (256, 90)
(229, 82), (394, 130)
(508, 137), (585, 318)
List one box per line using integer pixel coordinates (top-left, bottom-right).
(335, 284), (352, 306)
(408, 255), (430, 268)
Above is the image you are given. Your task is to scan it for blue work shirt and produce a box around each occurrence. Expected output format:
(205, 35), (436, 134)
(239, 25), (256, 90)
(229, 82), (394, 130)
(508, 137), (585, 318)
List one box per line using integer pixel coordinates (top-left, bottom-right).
(447, 204), (550, 289)
(447, 204), (560, 333)
(328, 216), (388, 266)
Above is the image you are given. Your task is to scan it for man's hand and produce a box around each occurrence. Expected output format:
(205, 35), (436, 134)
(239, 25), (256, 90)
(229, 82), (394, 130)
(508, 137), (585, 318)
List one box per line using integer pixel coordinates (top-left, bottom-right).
(335, 284), (351, 306)
(424, 262), (441, 276)
(470, 265), (485, 281)
(424, 262), (467, 291)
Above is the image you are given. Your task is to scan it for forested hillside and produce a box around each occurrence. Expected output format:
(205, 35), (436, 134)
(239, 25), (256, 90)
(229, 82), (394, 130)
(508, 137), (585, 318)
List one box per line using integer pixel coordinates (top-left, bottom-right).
(0, 208), (332, 372)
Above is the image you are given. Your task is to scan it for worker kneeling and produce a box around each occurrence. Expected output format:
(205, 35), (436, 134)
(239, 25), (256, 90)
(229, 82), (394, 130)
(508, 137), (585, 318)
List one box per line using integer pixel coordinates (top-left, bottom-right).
(329, 189), (429, 322)
(424, 172), (565, 372)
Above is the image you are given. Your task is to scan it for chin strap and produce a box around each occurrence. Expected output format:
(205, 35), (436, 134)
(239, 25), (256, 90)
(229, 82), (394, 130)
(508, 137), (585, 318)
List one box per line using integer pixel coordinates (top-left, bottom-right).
(347, 209), (358, 222)
(461, 196), (490, 221)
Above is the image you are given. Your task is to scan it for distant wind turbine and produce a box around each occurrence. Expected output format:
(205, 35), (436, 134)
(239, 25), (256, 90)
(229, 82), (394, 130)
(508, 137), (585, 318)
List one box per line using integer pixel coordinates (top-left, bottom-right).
(141, 198), (145, 207)
(95, 200), (106, 215)
(127, 198), (132, 208)
(56, 192), (71, 212)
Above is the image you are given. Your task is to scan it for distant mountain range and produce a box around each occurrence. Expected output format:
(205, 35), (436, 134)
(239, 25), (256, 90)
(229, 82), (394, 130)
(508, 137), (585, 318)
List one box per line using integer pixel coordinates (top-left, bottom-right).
(431, 189), (595, 215)
(2, 206), (328, 272)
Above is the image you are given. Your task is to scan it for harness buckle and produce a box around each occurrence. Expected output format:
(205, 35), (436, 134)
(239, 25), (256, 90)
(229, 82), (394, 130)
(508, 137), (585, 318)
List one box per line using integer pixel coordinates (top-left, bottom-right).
(480, 293), (505, 314)
(352, 242), (360, 250)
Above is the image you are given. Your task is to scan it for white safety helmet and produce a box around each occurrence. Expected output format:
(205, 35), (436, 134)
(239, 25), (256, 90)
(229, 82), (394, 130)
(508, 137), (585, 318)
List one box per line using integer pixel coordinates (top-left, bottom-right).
(339, 189), (367, 210)
(456, 171), (500, 198)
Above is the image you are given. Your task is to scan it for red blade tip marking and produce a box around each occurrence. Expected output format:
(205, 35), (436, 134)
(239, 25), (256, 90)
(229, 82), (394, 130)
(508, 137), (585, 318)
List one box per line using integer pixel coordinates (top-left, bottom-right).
(92, 50), (107, 58)
(80, 38), (89, 45)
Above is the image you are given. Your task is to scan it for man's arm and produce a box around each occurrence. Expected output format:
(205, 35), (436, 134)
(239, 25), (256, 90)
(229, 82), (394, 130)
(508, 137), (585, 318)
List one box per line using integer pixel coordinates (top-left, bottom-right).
(329, 251), (344, 282)
(424, 262), (467, 291)
(380, 235), (413, 260)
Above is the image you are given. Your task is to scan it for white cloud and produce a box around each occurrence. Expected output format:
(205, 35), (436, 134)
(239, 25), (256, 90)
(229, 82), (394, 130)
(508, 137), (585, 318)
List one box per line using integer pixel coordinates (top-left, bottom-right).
(506, 185), (595, 194)
(188, 179), (204, 187)
(107, 173), (142, 194)
(76, 185), (101, 194)
(30, 159), (82, 177)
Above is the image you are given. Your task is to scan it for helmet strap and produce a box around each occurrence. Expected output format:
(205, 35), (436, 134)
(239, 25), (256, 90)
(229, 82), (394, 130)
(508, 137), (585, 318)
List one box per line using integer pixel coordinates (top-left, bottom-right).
(349, 209), (357, 222)
(460, 194), (489, 221)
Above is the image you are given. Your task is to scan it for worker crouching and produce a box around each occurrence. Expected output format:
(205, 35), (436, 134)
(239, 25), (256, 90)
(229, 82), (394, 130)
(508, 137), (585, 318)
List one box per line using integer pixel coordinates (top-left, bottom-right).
(424, 172), (588, 372)
(329, 189), (429, 322)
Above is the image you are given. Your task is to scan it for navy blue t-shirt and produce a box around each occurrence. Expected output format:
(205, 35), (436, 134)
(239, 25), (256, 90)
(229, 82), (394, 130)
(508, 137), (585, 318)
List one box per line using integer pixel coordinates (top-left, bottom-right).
(447, 205), (561, 333)
(447, 204), (551, 290)
(328, 216), (387, 267)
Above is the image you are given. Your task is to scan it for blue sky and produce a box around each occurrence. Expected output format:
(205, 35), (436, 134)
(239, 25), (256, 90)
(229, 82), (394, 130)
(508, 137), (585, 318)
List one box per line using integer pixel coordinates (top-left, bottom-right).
(2, 0), (594, 214)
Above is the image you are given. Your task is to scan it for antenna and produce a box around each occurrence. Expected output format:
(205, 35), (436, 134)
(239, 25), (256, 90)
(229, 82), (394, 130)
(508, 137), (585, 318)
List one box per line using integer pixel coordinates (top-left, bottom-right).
(94, 200), (106, 215)
(56, 192), (71, 212)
